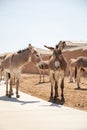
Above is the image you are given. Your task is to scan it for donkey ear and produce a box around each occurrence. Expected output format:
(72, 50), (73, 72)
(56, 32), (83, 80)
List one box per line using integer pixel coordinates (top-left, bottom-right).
(58, 41), (66, 50)
(28, 44), (34, 51)
(44, 45), (54, 50)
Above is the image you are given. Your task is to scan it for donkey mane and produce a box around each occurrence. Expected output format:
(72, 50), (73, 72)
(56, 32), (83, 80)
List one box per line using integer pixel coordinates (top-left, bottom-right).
(17, 48), (29, 54)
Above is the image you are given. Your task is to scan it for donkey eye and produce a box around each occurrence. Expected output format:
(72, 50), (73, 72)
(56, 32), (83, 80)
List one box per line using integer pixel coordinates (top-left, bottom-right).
(36, 54), (39, 57)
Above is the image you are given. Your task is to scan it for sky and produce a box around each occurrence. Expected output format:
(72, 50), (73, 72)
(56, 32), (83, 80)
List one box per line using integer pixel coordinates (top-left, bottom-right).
(0, 0), (87, 54)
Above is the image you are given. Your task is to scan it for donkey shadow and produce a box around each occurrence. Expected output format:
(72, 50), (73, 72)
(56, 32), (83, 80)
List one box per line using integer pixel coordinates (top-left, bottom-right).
(75, 88), (87, 91)
(39, 98), (64, 108)
(0, 96), (40, 105)
(49, 97), (65, 105)
(35, 81), (50, 85)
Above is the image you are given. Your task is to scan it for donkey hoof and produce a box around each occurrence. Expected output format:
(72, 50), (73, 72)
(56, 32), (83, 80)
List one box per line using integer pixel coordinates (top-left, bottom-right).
(75, 87), (80, 90)
(11, 92), (14, 95)
(8, 94), (11, 98)
(49, 95), (53, 101)
(6, 91), (8, 96)
(78, 87), (80, 89)
(61, 98), (65, 105)
(16, 95), (20, 98)
(6, 93), (8, 96)
(53, 96), (57, 100)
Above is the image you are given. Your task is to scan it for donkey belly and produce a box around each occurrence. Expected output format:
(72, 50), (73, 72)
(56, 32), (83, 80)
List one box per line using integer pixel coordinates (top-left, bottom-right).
(11, 69), (21, 78)
(4, 68), (10, 74)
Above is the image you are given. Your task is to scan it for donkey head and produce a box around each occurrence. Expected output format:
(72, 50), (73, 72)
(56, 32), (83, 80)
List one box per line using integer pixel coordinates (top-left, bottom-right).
(44, 41), (66, 70)
(56, 41), (66, 50)
(28, 44), (42, 64)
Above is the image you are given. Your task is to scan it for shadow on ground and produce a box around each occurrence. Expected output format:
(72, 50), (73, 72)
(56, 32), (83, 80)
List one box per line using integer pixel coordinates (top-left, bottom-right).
(0, 96), (40, 105)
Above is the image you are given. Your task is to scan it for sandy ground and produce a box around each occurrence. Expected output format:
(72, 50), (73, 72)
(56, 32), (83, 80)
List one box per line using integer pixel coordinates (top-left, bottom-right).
(15, 73), (87, 112)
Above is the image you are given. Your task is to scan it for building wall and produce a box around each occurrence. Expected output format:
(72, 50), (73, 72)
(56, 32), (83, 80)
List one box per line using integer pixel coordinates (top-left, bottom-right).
(22, 49), (87, 74)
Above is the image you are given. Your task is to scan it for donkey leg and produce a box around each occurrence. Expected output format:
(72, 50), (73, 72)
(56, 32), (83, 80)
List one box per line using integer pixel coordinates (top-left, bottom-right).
(70, 70), (73, 83)
(6, 79), (8, 96)
(50, 73), (54, 99)
(16, 79), (20, 98)
(8, 78), (13, 98)
(54, 80), (58, 100)
(50, 84), (53, 98)
(77, 68), (80, 89)
(43, 69), (45, 83)
(77, 76), (80, 89)
(39, 69), (41, 83)
(60, 77), (64, 101)
(5, 72), (9, 96)
(13, 76), (16, 85)
(0, 69), (2, 81)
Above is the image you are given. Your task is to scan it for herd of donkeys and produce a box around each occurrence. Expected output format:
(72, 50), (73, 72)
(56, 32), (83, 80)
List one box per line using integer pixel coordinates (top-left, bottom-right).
(0, 41), (87, 103)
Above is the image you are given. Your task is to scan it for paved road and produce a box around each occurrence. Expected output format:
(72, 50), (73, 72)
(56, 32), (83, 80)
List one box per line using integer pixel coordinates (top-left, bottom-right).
(0, 81), (87, 130)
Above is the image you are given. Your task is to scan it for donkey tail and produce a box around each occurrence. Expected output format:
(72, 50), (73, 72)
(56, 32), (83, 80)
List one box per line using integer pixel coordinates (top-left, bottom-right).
(75, 66), (77, 80)
(8, 73), (10, 79)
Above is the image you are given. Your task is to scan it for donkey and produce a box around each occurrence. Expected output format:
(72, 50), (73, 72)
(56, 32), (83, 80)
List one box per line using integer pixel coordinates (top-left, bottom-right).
(44, 41), (67, 102)
(2, 44), (42, 98)
(28, 49), (49, 83)
(0, 57), (4, 81)
(0, 53), (11, 81)
(68, 58), (77, 82)
(75, 56), (87, 89)
(68, 58), (85, 83)
(36, 60), (49, 83)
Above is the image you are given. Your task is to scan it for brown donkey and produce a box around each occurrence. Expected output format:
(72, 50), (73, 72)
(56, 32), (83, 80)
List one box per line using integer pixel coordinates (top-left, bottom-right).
(2, 44), (42, 98)
(28, 50), (49, 83)
(37, 60), (49, 83)
(44, 41), (67, 102)
(0, 53), (12, 81)
(75, 56), (87, 89)
(0, 55), (5, 81)
(68, 58), (77, 83)
(68, 58), (84, 83)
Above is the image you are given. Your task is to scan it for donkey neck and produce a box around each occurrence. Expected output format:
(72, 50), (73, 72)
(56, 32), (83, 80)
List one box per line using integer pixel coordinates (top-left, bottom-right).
(49, 56), (67, 71)
(12, 49), (31, 68)
(18, 49), (30, 61)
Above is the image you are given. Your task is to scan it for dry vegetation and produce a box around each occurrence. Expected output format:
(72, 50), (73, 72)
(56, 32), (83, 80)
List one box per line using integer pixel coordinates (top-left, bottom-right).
(17, 73), (87, 111)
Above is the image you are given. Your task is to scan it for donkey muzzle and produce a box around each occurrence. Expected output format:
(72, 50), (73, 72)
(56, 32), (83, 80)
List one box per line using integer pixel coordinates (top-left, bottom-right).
(54, 61), (60, 69)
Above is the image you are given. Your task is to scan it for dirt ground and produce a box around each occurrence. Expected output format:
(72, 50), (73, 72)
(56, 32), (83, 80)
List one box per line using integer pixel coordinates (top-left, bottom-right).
(17, 73), (87, 111)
